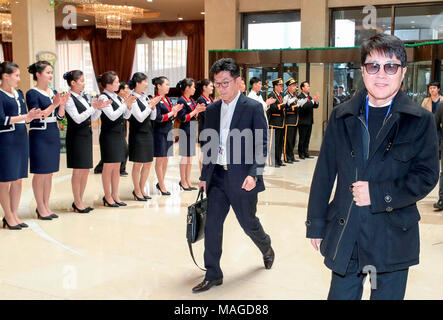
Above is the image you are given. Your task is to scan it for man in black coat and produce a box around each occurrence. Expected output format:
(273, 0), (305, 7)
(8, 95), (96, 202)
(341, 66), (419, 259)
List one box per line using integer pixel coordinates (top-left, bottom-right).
(283, 77), (299, 163)
(306, 33), (439, 300)
(297, 81), (319, 159)
(193, 58), (274, 293)
(433, 100), (443, 210)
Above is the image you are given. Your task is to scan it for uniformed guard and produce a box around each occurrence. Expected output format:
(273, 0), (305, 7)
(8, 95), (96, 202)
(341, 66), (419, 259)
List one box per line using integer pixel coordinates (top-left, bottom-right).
(267, 78), (285, 167)
(283, 78), (299, 163)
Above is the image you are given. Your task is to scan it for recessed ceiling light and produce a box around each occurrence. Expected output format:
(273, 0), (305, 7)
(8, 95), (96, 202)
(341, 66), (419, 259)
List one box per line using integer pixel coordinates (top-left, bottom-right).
(411, 21), (415, 23)
(200, 12), (205, 15)
(146, 0), (153, 2)
(178, 17), (183, 20)
(411, 26), (415, 28)
(84, 19), (89, 22)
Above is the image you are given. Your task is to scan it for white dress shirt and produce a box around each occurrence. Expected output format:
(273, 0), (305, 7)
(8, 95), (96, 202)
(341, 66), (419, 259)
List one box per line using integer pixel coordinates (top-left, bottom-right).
(247, 90), (267, 112)
(131, 91), (157, 123)
(65, 91), (101, 124)
(217, 91), (241, 166)
(99, 89), (131, 121)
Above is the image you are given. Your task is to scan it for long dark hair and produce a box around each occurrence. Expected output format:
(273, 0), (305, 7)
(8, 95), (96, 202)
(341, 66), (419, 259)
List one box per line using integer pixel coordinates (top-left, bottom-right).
(193, 78), (211, 100)
(176, 78), (194, 95)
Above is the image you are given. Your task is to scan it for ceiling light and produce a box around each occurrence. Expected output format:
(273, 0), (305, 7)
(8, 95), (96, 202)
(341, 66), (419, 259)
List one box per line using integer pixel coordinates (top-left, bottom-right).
(411, 21), (415, 23)
(84, 19), (89, 22)
(200, 12), (205, 15)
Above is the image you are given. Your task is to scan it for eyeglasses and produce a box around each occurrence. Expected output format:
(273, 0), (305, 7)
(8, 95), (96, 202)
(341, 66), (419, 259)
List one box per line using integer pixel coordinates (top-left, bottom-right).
(214, 79), (235, 88)
(363, 62), (402, 75)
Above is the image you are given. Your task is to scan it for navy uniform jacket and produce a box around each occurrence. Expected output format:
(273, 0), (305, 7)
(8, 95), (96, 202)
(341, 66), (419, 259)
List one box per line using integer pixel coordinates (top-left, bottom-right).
(199, 93), (268, 194)
(177, 96), (197, 135)
(306, 89), (439, 275)
(153, 96), (174, 134)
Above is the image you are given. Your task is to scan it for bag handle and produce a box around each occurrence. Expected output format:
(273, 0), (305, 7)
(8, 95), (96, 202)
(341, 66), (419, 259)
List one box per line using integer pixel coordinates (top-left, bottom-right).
(188, 241), (206, 271)
(195, 187), (205, 202)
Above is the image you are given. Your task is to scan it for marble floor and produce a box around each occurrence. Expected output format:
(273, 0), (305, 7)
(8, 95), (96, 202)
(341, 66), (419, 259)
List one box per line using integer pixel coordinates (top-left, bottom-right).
(0, 144), (442, 300)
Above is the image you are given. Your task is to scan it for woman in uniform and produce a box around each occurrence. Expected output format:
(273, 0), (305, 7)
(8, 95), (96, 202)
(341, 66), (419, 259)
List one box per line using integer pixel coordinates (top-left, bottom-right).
(0, 62), (42, 229)
(98, 71), (136, 207)
(176, 78), (205, 191)
(26, 61), (70, 220)
(152, 76), (183, 195)
(64, 70), (110, 213)
(128, 72), (161, 201)
(195, 79), (215, 172)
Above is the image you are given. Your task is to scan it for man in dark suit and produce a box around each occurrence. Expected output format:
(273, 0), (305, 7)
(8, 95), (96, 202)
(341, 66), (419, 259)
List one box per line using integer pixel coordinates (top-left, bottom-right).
(297, 81), (319, 159)
(193, 58), (274, 293)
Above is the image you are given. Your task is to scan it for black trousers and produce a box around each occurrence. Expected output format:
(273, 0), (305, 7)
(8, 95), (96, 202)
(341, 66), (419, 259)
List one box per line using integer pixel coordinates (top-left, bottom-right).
(439, 154), (443, 200)
(328, 244), (409, 300)
(204, 165), (271, 280)
(284, 126), (297, 162)
(298, 124), (312, 157)
(269, 128), (284, 166)
(94, 140), (128, 173)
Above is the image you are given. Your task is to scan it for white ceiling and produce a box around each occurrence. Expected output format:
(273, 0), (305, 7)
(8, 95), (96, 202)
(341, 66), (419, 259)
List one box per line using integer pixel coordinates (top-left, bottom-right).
(54, 0), (205, 27)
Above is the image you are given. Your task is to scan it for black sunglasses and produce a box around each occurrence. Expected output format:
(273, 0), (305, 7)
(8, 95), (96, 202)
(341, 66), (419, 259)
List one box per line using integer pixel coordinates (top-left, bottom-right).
(363, 62), (402, 75)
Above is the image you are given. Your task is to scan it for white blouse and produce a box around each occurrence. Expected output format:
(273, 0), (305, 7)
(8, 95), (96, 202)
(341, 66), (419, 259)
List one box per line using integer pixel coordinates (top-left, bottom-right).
(65, 91), (101, 124)
(99, 89), (131, 121)
(131, 91), (157, 123)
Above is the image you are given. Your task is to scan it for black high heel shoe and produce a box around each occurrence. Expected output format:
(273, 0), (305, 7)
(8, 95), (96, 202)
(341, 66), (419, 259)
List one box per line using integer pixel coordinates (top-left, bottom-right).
(179, 181), (192, 191)
(113, 199), (127, 206)
(2, 218), (22, 230)
(50, 213), (59, 219)
(36, 209), (52, 220)
(19, 223), (29, 228)
(133, 191), (147, 202)
(103, 197), (119, 208)
(156, 183), (171, 196)
(72, 202), (90, 214)
(143, 194), (152, 200)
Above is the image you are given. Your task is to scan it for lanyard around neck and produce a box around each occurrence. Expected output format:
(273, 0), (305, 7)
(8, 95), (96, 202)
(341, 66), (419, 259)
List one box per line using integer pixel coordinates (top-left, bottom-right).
(365, 96), (393, 128)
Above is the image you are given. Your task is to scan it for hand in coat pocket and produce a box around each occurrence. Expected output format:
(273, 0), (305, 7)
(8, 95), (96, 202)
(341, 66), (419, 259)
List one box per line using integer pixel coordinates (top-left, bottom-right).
(352, 181), (371, 206)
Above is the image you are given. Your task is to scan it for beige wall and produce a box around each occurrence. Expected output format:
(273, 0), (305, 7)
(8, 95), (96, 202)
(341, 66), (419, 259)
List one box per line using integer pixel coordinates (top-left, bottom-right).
(12, 0), (56, 92)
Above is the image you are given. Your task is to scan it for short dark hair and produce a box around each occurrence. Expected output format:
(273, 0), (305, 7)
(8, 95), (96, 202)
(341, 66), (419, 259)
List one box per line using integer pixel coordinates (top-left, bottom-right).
(28, 61), (52, 81)
(300, 81), (309, 89)
(361, 33), (407, 67)
(0, 61), (19, 79)
(209, 58), (240, 80)
(128, 72), (148, 90)
(97, 71), (118, 88)
(428, 81), (440, 89)
(250, 77), (261, 86)
(63, 70), (83, 87)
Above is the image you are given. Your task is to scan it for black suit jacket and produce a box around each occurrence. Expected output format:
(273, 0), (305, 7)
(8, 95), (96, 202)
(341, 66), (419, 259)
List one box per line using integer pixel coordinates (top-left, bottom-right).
(297, 92), (319, 125)
(199, 93), (268, 193)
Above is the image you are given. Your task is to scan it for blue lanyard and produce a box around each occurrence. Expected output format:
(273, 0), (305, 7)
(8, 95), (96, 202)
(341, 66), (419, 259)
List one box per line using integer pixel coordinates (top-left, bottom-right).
(365, 96), (393, 128)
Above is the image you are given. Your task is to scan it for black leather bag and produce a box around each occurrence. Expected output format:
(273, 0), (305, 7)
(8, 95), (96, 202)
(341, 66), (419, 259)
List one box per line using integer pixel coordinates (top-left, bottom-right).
(186, 188), (207, 271)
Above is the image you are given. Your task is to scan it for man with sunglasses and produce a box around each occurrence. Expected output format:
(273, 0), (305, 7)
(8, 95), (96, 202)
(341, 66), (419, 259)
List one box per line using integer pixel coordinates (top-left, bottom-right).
(306, 33), (439, 300)
(193, 58), (274, 293)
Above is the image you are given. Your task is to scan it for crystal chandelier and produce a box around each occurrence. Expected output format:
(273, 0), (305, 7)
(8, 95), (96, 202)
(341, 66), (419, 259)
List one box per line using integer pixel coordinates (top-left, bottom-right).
(82, 4), (144, 39)
(0, 13), (11, 42)
(0, 0), (11, 43)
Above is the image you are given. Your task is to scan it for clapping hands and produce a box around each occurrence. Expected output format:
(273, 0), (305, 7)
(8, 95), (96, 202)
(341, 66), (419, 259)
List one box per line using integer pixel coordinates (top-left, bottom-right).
(92, 99), (112, 110)
(26, 108), (43, 122)
(149, 96), (162, 110)
(172, 103), (184, 117)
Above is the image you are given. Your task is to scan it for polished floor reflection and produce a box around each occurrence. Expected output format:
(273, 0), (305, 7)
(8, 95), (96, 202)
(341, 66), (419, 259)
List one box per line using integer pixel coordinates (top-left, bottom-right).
(0, 144), (442, 300)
